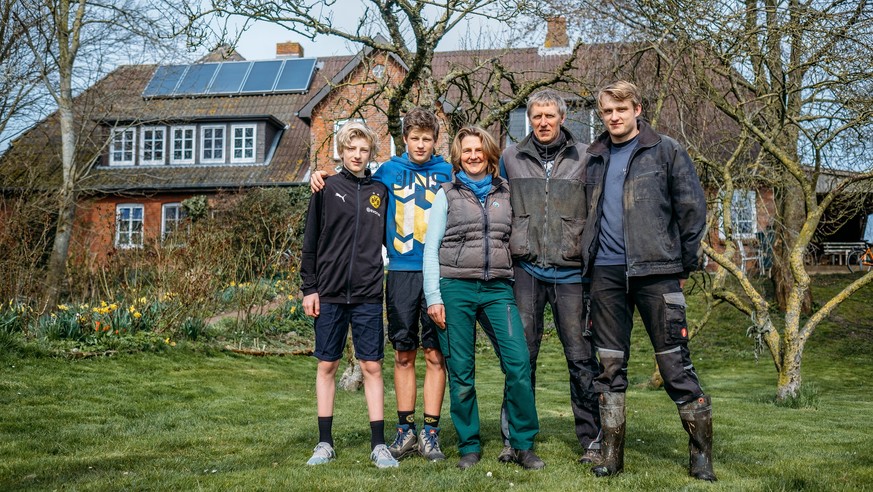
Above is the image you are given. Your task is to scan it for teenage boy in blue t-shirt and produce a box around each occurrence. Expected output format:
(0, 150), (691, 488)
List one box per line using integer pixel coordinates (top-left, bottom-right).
(310, 108), (453, 461)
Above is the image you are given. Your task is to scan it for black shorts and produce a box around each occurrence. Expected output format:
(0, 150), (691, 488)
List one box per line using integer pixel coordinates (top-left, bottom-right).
(314, 302), (384, 361)
(385, 271), (441, 352)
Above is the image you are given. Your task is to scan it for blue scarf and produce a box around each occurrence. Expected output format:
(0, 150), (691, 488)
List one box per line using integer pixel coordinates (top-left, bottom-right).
(457, 171), (492, 204)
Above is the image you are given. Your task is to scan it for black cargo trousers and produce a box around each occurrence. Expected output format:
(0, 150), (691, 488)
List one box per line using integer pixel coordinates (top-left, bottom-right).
(589, 265), (704, 404)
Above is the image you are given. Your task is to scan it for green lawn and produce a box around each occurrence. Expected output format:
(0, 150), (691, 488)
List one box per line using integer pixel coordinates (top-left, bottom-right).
(2, 275), (872, 491)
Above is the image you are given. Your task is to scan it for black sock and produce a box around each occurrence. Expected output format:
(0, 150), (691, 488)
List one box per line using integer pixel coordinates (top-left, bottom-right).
(397, 410), (415, 430)
(371, 420), (386, 449)
(423, 413), (440, 429)
(318, 416), (334, 446)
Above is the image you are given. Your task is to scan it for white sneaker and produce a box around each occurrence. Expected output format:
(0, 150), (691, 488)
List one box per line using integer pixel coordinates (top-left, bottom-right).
(306, 442), (336, 465)
(370, 444), (400, 468)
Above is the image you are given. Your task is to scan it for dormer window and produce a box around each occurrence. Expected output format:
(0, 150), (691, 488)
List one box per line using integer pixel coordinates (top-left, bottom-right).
(170, 126), (196, 164)
(140, 126), (166, 165)
(201, 125), (226, 163)
(231, 124), (256, 163)
(110, 128), (136, 165)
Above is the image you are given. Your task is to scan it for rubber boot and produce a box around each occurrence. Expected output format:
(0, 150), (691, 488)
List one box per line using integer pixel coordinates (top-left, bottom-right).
(591, 392), (625, 477)
(678, 395), (717, 482)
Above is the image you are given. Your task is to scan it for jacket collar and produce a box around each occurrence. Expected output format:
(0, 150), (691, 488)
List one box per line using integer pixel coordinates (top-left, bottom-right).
(588, 118), (661, 157)
(517, 126), (577, 158)
(339, 166), (373, 184)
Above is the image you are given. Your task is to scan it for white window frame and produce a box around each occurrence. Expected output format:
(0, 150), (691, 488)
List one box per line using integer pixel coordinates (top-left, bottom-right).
(333, 118), (365, 160)
(170, 125), (196, 165)
(161, 202), (187, 243)
(230, 124), (257, 163)
(139, 126), (166, 165)
(115, 203), (144, 249)
(718, 189), (758, 240)
(201, 124), (226, 164)
(109, 128), (136, 166)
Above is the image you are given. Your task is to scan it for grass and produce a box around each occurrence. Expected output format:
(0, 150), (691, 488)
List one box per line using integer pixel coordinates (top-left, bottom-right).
(1, 275), (872, 491)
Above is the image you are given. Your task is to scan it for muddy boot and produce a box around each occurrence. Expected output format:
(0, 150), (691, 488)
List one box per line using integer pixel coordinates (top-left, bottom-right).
(679, 395), (717, 482)
(591, 392), (625, 477)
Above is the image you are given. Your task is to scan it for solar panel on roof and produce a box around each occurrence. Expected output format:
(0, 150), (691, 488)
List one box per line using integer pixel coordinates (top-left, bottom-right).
(241, 60), (283, 93)
(274, 58), (317, 92)
(143, 57), (317, 98)
(175, 63), (219, 95)
(142, 65), (188, 97)
(207, 62), (251, 94)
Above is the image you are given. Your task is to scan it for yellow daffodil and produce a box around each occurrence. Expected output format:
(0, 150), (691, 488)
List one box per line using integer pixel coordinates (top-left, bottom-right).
(133, 312), (142, 319)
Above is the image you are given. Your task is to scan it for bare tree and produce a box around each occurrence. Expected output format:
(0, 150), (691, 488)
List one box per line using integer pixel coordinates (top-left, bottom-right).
(543, 0), (873, 401)
(0, 0), (45, 147)
(181, 0), (587, 152)
(12, 0), (190, 307)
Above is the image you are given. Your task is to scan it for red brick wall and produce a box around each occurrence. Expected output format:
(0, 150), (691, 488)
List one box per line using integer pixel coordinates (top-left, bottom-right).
(309, 53), (451, 173)
(71, 193), (201, 263)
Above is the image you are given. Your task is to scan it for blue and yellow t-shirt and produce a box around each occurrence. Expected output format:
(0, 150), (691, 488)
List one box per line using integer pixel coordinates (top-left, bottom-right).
(373, 153), (453, 271)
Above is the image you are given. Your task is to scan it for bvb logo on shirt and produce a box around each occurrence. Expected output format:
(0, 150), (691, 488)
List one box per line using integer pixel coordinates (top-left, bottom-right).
(369, 193), (381, 209)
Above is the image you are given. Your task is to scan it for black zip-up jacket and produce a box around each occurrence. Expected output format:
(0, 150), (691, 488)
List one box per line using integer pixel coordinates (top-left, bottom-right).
(300, 168), (388, 304)
(501, 127), (588, 268)
(579, 119), (706, 278)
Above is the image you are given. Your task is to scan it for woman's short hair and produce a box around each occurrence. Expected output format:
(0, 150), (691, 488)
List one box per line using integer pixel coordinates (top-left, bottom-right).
(336, 120), (378, 155)
(449, 125), (501, 178)
(597, 80), (642, 110)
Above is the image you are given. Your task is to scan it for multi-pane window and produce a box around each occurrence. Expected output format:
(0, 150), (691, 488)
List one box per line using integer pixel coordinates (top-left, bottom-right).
(161, 203), (187, 243)
(201, 125), (225, 163)
(115, 204), (144, 248)
(110, 128), (136, 165)
(731, 190), (757, 238)
(140, 126), (166, 165)
(333, 118), (365, 160)
(231, 124), (256, 163)
(170, 126), (196, 164)
(717, 189), (758, 239)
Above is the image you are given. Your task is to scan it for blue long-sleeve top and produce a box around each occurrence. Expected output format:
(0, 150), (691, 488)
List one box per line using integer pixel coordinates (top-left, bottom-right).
(422, 188), (448, 306)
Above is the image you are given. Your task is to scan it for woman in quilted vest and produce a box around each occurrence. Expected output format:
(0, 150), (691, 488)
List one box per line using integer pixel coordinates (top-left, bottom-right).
(422, 125), (544, 471)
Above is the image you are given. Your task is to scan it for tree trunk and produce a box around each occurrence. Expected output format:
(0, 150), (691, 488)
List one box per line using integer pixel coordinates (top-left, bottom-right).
(776, 342), (803, 402)
(647, 357), (664, 389)
(44, 99), (78, 308)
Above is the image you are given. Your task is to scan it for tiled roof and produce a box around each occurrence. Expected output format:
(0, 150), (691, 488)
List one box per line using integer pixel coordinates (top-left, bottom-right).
(1, 41), (736, 193)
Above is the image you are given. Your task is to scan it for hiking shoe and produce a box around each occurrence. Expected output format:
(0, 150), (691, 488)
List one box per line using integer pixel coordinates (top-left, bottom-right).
(578, 448), (603, 465)
(388, 426), (418, 459)
(306, 442), (336, 466)
(370, 444), (400, 468)
(418, 427), (446, 462)
(515, 449), (545, 470)
(497, 444), (515, 463)
(457, 452), (481, 470)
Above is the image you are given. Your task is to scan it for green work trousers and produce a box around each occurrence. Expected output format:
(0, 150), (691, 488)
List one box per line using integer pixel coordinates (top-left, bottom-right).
(437, 278), (539, 455)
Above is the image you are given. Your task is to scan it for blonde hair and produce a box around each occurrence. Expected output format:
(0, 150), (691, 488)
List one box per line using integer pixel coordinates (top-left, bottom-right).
(597, 80), (642, 110)
(336, 120), (378, 155)
(449, 126), (501, 178)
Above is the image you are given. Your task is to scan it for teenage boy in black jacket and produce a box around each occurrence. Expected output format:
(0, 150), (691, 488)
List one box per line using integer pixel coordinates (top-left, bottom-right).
(300, 121), (395, 469)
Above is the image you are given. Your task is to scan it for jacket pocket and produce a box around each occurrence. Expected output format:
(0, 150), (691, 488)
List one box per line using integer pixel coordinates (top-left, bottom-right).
(509, 214), (531, 257)
(632, 170), (664, 202)
(560, 216), (585, 261)
(663, 292), (688, 344)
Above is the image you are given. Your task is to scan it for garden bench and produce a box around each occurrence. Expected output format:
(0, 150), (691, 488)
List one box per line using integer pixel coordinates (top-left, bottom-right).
(822, 241), (866, 265)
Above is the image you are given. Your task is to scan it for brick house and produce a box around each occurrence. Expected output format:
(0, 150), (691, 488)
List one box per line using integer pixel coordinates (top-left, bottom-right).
(9, 30), (853, 269)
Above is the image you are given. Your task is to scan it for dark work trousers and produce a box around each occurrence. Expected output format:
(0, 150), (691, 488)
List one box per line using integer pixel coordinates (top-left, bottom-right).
(489, 266), (601, 451)
(590, 265), (704, 405)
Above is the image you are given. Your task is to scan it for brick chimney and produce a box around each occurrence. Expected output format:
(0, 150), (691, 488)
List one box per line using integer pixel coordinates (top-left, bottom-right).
(276, 41), (304, 58)
(544, 17), (568, 48)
